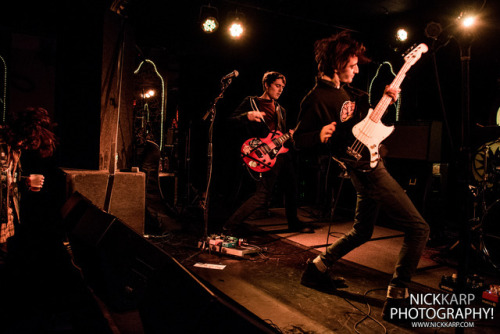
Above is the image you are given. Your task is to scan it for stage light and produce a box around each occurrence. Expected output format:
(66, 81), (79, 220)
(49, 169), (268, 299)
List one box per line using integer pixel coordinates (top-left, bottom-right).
(457, 12), (477, 29)
(228, 11), (245, 39)
(141, 89), (156, 99)
(395, 28), (408, 42)
(462, 16), (476, 28)
(202, 18), (218, 33)
(199, 5), (219, 33)
(229, 21), (244, 38)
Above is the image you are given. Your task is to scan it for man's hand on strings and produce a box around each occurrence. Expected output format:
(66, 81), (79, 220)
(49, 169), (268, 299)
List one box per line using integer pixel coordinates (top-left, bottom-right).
(320, 122), (337, 143)
(384, 85), (401, 104)
(247, 111), (266, 122)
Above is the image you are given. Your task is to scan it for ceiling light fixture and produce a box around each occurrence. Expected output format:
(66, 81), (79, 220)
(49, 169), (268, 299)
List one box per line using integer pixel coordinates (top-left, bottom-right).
(457, 11), (477, 29)
(200, 4), (219, 33)
(395, 28), (408, 42)
(228, 11), (245, 39)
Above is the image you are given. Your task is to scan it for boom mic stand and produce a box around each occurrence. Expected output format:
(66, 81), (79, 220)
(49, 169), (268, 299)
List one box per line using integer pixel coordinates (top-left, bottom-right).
(200, 76), (235, 242)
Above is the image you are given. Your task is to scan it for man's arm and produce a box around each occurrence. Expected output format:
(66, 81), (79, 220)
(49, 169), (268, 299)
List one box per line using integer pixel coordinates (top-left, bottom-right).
(294, 97), (327, 149)
(229, 96), (267, 139)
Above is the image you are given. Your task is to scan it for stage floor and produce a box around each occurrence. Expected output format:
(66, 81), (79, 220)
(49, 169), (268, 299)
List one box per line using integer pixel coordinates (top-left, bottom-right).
(2, 206), (499, 333)
(160, 207), (500, 334)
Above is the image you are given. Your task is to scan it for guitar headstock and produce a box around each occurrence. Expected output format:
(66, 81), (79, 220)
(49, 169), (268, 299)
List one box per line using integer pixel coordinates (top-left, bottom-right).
(403, 43), (429, 65)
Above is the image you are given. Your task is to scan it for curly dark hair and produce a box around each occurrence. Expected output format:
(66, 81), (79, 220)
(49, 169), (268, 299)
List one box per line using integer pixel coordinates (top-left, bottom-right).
(9, 107), (57, 158)
(314, 30), (370, 78)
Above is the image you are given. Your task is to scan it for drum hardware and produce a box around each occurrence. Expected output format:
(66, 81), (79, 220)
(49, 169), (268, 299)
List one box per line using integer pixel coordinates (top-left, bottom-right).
(478, 199), (500, 271)
(474, 159), (500, 271)
(443, 143), (500, 271)
(447, 217), (480, 253)
(472, 138), (500, 191)
(472, 140), (500, 270)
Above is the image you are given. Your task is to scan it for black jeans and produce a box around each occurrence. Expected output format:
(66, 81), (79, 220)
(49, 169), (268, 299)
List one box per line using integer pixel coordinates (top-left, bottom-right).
(225, 152), (299, 228)
(320, 160), (430, 284)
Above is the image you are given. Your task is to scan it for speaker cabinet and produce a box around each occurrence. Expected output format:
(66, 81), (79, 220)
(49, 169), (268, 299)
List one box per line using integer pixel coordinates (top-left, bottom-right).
(384, 159), (448, 237)
(62, 169), (145, 234)
(384, 121), (442, 161)
(62, 193), (278, 333)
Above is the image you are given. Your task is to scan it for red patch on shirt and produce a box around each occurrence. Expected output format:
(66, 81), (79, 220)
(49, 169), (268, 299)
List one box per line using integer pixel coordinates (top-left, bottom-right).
(340, 101), (355, 122)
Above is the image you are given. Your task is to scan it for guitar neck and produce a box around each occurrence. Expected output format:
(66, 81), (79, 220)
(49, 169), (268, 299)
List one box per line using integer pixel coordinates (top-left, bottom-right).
(369, 61), (412, 123)
(272, 133), (290, 146)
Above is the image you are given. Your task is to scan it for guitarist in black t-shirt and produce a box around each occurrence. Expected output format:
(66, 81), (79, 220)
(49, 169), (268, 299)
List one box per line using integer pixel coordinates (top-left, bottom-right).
(222, 71), (313, 236)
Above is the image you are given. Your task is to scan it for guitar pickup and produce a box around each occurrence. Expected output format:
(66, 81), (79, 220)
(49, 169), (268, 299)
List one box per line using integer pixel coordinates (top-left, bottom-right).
(346, 146), (362, 160)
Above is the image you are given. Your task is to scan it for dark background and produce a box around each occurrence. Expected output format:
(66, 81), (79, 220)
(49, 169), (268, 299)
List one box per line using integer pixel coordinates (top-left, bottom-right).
(2, 3), (500, 332)
(0, 0), (499, 226)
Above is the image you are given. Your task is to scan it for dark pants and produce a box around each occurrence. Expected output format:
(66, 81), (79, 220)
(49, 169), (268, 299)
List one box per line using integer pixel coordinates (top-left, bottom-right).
(320, 160), (430, 284)
(225, 152), (299, 228)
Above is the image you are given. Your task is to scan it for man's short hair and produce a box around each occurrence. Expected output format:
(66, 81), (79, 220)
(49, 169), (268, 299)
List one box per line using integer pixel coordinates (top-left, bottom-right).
(262, 71), (286, 91)
(314, 30), (370, 78)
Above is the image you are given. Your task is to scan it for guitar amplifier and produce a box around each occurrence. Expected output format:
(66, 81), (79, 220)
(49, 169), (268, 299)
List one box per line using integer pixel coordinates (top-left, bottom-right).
(384, 121), (442, 161)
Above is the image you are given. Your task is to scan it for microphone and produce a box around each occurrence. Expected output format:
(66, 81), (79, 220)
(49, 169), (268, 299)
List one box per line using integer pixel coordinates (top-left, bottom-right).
(221, 70), (239, 81)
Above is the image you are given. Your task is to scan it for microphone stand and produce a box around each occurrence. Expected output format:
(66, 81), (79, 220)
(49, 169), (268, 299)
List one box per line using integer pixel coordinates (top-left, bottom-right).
(201, 78), (234, 243)
(456, 34), (474, 311)
(449, 29), (475, 334)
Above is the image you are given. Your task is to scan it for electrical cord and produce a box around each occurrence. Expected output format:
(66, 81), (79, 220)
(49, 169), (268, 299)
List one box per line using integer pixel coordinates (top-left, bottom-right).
(259, 245), (319, 257)
(263, 319), (284, 333)
(341, 287), (388, 334)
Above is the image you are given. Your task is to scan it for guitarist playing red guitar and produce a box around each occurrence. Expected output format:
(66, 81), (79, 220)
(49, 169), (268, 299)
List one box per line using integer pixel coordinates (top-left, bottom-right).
(222, 71), (313, 236)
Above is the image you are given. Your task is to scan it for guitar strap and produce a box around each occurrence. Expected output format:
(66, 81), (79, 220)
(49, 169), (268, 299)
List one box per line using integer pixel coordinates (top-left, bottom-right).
(249, 97), (272, 133)
(276, 104), (284, 132)
(249, 97), (258, 111)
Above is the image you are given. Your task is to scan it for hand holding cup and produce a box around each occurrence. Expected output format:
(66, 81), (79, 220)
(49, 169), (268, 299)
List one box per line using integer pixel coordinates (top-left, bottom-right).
(29, 174), (45, 192)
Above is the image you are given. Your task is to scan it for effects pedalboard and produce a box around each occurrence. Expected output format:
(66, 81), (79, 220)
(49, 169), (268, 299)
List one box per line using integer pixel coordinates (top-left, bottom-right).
(439, 273), (500, 307)
(198, 234), (260, 257)
(482, 285), (500, 308)
(439, 273), (485, 294)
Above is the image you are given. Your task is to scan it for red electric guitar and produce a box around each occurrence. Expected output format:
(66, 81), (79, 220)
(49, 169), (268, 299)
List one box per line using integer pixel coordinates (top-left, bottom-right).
(241, 130), (292, 172)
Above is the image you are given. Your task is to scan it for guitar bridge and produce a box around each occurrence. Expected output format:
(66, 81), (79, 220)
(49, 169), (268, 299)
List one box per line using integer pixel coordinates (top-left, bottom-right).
(346, 146), (362, 160)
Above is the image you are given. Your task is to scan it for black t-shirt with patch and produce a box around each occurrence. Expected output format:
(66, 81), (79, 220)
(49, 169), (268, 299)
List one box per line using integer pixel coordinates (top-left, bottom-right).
(295, 78), (372, 169)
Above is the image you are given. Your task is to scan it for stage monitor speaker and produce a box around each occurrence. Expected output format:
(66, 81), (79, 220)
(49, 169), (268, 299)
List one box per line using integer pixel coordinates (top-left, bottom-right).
(61, 191), (115, 246)
(62, 193), (278, 333)
(62, 169), (145, 235)
(384, 121), (442, 161)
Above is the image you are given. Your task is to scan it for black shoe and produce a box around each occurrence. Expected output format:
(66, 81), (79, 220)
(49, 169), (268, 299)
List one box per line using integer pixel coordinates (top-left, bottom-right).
(300, 259), (347, 292)
(382, 297), (412, 324)
(381, 284), (412, 324)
